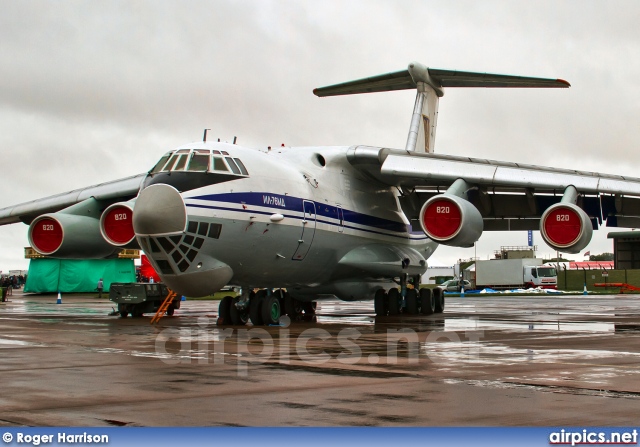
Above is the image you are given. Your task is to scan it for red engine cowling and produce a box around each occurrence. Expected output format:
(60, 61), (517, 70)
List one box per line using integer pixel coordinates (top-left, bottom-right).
(540, 203), (593, 254)
(100, 201), (137, 247)
(28, 214), (120, 258)
(419, 194), (483, 247)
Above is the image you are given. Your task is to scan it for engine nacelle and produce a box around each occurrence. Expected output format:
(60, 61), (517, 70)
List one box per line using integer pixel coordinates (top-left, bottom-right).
(419, 194), (483, 247)
(100, 201), (137, 247)
(540, 202), (593, 254)
(29, 213), (122, 258)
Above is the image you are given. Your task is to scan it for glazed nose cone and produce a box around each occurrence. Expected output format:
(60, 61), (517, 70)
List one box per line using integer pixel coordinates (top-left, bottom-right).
(133, 184), (187, 235)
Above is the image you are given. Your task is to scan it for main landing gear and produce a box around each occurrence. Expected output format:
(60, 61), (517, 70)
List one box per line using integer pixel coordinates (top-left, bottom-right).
(217, 289), (316, 326)
(374, 274), (445, 317)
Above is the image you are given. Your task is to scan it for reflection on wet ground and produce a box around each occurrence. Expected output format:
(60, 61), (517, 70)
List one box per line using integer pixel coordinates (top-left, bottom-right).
(2, 292), (640, 426)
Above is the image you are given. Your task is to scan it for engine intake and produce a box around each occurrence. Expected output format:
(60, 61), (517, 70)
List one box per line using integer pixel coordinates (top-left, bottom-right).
(419, 194), (483, 247)
(540, 202), (593, 254)
(100, 201), (136, 246)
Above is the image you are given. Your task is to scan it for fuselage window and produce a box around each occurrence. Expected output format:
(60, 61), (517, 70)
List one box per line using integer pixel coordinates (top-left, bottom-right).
(212, 157), (229, 172)
(173, 154), (188, 171)
(150, 154), (171, 174)
(222, 151), (229, 155)
(225, 157), (242, 175)
(234, 158), (249, 175)
(212, 150), (221, 155)
(188, 152), (209, 172)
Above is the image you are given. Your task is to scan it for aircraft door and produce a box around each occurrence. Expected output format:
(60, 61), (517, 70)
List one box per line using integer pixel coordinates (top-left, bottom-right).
(292, 200), (317, 260)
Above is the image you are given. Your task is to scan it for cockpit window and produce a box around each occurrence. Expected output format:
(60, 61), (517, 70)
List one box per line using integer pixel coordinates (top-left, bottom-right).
(212, 157), (228, 172)
(152, 149), (248, 176)
(150, 154), (171, 174)
(234, 158), (249, 175)
(188, 150), (210, 172)
(225, 157), (242, 175)
(173, 154), (188, 171)
(162, 154), (180, 172)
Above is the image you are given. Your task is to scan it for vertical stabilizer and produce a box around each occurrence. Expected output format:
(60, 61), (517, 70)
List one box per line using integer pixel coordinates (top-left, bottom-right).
(405, 62), (443, 153)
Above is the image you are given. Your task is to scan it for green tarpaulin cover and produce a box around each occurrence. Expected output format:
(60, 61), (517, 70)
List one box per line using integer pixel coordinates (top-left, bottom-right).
(24, 258), (136, 293)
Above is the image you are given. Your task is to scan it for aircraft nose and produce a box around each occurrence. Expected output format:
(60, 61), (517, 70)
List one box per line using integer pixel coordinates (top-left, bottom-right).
(133, 184), (187, 235)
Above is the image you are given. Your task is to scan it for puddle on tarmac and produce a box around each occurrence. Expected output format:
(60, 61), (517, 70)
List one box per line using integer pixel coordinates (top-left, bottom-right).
(443, 378), (640, 399)
(0, 338), (48, 347)
(444, 318), (615, 333)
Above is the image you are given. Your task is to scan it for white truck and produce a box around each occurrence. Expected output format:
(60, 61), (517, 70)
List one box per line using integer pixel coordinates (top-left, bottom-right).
(473, 258), (557, 290)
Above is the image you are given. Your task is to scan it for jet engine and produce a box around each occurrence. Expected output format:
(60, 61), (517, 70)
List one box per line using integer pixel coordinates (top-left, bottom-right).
(540, 202), (593, 254)
(29, 213), (121, 258)
(100, 200), (137, 247)
(419, 194), (483, 247)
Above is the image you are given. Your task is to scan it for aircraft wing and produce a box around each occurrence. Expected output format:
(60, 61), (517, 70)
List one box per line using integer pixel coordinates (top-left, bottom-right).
(0, 174), (146, 225)
(347, 146), (640, 230)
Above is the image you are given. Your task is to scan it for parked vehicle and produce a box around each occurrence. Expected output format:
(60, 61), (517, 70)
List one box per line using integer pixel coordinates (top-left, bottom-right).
(438, 279), (471, 292)
(473, 259), (557, 290)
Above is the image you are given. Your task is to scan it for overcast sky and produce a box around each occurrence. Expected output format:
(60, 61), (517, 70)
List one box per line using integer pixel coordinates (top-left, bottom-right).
(1, 0), (639, 272)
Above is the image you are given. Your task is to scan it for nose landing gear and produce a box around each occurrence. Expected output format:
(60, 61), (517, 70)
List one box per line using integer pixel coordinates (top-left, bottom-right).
(218, 288), (316, 326)
(374, 275), (444, 317)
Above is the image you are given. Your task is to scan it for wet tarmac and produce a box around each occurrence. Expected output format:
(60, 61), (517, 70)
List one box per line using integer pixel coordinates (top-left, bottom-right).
(1, 290), (640, 426)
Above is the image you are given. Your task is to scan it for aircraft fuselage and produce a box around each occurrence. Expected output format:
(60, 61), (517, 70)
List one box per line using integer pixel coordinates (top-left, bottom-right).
(134, 142), (436, 300)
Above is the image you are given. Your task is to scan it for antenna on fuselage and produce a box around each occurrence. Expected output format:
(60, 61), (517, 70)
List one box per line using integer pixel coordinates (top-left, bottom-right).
(203, 129), (211, 142)
(233, 136), (237, 144)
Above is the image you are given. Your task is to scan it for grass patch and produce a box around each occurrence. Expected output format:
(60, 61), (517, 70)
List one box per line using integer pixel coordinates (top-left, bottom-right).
(187, 291), (238, 300)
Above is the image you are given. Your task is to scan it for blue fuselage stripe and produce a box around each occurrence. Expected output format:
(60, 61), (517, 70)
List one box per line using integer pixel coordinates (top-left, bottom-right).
(185, 192), (428, 241)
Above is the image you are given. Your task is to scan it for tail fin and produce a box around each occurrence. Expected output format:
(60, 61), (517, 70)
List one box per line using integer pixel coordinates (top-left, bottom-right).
(313, 62), (570, 153)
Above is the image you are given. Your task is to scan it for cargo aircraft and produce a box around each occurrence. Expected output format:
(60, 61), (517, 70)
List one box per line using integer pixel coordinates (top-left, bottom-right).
(2, 62), (640, 325)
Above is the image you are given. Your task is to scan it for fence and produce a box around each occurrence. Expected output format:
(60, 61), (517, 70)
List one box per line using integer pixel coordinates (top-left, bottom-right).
(557, 268), (640, 292)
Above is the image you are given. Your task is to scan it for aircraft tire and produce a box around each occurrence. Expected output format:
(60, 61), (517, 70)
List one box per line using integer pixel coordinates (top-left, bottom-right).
(405, 288), (418, 314)
(374, 289), (387, 316)
(229, 296), (248, 325)
(387, 288), (400, 315)
(420, 288), (435, 315)
(250, 290), (265, 326)
(119, 311), (128, 318)
(274, 289), (286, 308)
(218, 295), (233, 324)
(262, 294), (281, 325)
(433, 288), (445, 313)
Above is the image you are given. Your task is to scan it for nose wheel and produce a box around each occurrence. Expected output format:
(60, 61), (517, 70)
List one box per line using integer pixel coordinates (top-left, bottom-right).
(218, 288), (317, 326)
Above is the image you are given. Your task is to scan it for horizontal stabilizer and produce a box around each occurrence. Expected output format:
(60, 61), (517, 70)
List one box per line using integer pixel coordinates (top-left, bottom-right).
(313, 63), (570, 97)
